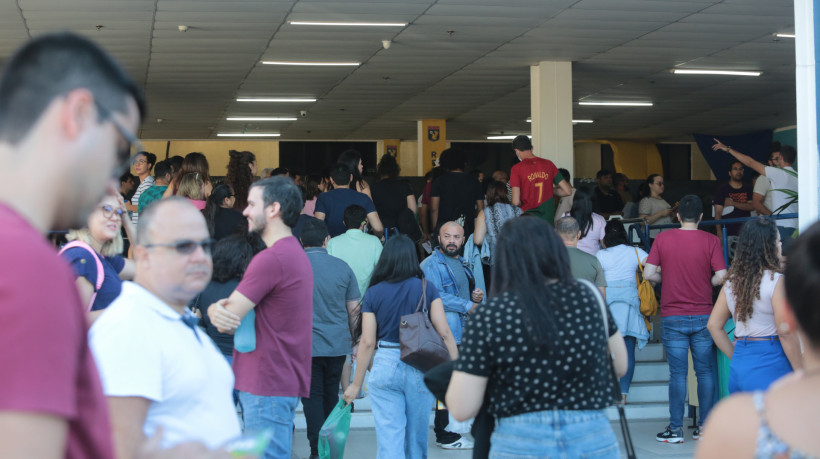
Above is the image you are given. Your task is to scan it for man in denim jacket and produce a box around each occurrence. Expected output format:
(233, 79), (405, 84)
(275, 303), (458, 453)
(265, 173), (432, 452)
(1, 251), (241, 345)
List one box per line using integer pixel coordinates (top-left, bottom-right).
(421, 221), (484, 450)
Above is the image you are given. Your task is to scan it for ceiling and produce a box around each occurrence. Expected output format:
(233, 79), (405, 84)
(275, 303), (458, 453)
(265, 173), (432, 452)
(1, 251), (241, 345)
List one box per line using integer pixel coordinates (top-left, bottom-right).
(0, 0), (797, 141)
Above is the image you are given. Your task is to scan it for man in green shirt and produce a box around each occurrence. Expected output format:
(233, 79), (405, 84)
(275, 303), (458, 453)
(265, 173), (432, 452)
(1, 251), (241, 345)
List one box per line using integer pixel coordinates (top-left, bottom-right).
(556, 216), (607, 298)
(327, 204), (383, 297)
(138, 160), (172, 214)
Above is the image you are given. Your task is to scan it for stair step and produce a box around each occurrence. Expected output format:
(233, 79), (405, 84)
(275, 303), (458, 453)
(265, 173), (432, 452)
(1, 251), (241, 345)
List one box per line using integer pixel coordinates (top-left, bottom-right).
(624, 382), (668, 404)
(635, 343), (664, 362)
(632, 361), (669, 383)
(605, 402), (669, 422)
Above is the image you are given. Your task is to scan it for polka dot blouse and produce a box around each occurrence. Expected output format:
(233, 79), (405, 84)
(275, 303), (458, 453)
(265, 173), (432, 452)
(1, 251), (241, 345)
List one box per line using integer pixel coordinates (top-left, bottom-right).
(454, 282), (618, 418)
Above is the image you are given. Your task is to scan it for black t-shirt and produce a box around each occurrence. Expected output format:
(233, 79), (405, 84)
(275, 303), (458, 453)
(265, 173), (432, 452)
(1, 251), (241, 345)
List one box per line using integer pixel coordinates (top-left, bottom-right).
(194, 279), (240, 357)
(362, 278), (441, 343)
(430, 172), (483, 236)
(372, 178), (414, 228)
(212, 207), (246, 240)
(593, 186), (624, 214)
(454, 282), (618, 418)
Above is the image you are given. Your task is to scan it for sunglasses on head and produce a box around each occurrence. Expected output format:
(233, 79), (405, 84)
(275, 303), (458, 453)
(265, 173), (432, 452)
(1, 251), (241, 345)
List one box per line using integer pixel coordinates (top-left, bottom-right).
(101, 204), (125, 219)
(143, 238), (215, 255)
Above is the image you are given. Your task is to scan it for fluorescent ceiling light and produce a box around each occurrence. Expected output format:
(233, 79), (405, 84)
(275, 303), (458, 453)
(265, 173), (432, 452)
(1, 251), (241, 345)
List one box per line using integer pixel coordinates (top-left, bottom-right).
(487, 135), (529, 140)
(226, 117), (297, 121)
(578, 101), (653, 107)
(775, 33), (795, 38)
(672, 69), (761, 76)
(526, 118), (593, 123)
(217, 133), (281, 137)
(237, 98), (317, 103)
(289, 21), (406, 27)
(262, 61), (360, 66)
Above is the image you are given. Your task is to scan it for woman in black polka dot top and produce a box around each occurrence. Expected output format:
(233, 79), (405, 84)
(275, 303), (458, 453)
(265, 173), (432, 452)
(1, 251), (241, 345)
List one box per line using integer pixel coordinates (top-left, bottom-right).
(445, 216), (628, 458)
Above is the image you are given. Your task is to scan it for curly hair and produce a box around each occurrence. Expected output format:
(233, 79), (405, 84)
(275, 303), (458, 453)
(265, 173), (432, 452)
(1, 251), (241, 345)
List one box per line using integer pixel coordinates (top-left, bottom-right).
(726, 218), (782, 323)
(226, 150), (256, 210)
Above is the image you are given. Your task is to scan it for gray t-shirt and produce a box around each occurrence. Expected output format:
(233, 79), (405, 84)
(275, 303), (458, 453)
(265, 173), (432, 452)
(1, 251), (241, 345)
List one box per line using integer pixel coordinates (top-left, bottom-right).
(567, 247), (607, 288)
(305, 248), (361, 357)
(443, 254), (471, 301)
(638, 196), (672, 238)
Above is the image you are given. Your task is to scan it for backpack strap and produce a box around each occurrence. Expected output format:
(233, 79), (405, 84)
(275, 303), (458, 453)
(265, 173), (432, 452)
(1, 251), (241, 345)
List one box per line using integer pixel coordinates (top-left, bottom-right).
(59, 241), (104, 311)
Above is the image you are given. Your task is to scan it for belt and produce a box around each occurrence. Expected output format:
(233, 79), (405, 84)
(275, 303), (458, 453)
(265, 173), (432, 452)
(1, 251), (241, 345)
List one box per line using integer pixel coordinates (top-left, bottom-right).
(378, 342), (400, 349)
(735, 336), (779, 341)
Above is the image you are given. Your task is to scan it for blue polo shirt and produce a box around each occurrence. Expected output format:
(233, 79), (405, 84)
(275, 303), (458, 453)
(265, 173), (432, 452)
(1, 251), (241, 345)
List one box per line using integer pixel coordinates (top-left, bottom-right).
(315, 188), (376, 237)
(305, 248), (361, 357)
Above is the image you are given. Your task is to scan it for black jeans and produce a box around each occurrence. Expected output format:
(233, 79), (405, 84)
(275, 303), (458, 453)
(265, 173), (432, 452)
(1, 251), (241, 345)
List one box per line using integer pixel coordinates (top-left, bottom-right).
(301, 355), (346, 455)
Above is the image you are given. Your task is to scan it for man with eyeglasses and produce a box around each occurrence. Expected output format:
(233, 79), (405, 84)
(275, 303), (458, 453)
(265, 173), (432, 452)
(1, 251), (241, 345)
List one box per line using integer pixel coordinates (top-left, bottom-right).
(0, 33), (147, 459)
(208, 176), (314, 459)
(89, 197), (240, 457)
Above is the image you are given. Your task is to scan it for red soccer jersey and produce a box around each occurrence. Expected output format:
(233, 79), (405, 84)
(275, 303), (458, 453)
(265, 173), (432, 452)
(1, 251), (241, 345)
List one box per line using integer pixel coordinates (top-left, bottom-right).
(510, 157), (562, 211)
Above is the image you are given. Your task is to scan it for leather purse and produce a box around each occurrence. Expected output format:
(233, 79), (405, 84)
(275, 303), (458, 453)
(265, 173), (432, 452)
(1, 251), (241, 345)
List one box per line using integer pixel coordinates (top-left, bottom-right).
(400, 278), (451, 372)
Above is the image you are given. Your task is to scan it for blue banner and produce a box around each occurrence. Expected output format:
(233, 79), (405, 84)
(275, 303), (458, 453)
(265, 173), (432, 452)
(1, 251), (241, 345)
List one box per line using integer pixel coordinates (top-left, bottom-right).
(693, 130), (773, 181)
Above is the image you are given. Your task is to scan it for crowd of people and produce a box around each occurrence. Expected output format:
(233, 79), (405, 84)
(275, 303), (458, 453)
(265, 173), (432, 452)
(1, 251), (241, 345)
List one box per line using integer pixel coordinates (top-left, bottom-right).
(1, 32), (817, 459)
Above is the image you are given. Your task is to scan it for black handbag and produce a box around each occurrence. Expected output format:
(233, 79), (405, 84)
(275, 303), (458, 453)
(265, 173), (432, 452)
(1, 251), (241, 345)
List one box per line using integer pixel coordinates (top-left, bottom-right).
(581, 279), (637, 459)
(400, 278), (451, 372)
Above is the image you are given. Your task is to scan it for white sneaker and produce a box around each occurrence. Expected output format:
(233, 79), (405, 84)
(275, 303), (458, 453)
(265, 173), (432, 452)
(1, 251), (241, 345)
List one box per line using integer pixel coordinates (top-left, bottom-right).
(437, 437), (474, 450)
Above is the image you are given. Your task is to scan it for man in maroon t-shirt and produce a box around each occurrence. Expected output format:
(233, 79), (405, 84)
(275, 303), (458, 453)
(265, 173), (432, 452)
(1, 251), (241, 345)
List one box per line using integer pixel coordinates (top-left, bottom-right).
(209, 176), (313, 459)
(643, 195), (727, 444)
(509, 135), (572, 223)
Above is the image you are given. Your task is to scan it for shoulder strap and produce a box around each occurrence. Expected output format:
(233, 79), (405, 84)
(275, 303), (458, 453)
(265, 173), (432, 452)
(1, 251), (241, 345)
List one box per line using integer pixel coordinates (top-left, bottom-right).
(634, 247), (645, 276)
(579, 278), (609, 338)
(416, 278), (428, 313)
(60, 241), (104, 311)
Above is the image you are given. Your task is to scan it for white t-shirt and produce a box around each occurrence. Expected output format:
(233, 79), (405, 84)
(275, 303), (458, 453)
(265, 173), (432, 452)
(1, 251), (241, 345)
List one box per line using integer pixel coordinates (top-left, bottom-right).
(764, 166), (798, 228)
(576, 212), (606, 256)
(596, 244), (649, 283)
(89, 282), (241, 449)
(752, 175), (774, 216)
(724, 271), (783, 337)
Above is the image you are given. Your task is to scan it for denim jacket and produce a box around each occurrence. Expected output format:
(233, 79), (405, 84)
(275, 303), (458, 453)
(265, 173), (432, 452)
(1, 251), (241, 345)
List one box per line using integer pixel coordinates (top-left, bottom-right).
(420, 249), (476, 344)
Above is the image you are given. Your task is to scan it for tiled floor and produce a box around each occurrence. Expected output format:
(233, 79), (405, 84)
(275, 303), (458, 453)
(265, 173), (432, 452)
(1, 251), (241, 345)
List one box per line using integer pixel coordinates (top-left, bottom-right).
(292, 420), (699, 458)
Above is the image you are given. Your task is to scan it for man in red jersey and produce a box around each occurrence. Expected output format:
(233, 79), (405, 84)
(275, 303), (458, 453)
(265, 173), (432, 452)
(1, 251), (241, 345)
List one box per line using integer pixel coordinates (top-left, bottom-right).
(509, 135), (572, 223)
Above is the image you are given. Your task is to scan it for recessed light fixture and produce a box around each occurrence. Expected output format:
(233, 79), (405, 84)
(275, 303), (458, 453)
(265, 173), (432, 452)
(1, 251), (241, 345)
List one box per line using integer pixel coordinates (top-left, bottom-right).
(775, 33), (795, 38)
(578, 101), (653, 107)
(289, 21), (406, 27)
(237, 98), (317, 103)
(525, 118), (594, 124)
(672, 69), (761, 77)
(487, 135), (529, 140)
(226, 117), (297, 121)
(262, 61), (360, 66)
(217, 133), (281, 137)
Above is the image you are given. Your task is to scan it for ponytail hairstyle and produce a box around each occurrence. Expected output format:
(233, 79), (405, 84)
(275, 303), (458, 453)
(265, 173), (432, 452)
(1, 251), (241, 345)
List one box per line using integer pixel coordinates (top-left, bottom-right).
(569, 186), (594, 238)
(204, 183), (234, 237)
(639, 174), (661, 199)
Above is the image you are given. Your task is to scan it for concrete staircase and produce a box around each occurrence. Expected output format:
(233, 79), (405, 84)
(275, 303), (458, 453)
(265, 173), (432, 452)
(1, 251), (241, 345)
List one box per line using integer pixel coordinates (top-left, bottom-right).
(293, 343), (670, 429)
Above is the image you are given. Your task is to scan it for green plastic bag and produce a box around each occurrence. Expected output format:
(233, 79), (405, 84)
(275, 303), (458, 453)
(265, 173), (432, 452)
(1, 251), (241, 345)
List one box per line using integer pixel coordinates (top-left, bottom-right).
(318, 400), (352, 459)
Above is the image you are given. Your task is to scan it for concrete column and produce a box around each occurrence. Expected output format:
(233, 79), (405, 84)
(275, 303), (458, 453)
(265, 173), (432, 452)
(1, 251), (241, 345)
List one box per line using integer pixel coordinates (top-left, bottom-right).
(530, 61), (574, 178)
(794, 0), (819, 228)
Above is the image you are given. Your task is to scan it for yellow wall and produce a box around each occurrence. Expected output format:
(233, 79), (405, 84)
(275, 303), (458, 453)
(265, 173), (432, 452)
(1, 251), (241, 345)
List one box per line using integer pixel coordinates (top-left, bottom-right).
(573, 143), (602, 179)
(690, 143), (716, 180)
(140, 140), (280, 176)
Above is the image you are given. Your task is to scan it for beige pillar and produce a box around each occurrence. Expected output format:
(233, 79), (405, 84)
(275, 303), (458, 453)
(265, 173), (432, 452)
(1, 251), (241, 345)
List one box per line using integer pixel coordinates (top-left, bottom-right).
(530, 61), (574, 178)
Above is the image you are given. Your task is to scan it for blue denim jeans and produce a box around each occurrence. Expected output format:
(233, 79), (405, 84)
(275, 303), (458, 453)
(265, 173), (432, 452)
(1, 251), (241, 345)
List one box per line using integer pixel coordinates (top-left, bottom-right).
(490, 409), (618, 458)
(369, 345), (435, 459)
(237, 391), (299, 459)
(619, 336), (637, 395)
(661, 315), (715, 431)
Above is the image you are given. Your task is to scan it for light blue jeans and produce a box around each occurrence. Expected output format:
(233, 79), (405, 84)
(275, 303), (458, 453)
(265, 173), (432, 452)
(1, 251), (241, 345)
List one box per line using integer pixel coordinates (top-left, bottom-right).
(661, 315), (715, 431)
(369, 345), (435, 459)
(490, 409), (619, 458)
(237, 391), (299, 459)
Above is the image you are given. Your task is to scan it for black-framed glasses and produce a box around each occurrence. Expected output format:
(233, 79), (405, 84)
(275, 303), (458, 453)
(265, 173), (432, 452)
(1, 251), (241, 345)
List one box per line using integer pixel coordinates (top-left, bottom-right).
(93, 99), (143, 176)
(101, 204), (125, 219)
(143, 238), (215, 255)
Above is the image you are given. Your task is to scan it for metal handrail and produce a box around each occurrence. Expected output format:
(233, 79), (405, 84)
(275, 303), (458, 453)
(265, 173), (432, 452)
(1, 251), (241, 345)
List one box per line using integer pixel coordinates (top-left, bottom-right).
(627, 213), (798, 267)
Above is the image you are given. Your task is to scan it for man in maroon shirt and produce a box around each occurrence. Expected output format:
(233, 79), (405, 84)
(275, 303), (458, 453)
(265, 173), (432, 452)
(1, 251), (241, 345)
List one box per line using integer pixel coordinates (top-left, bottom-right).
(0, 33), (145, 459)
(209, 176), (314, 459)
